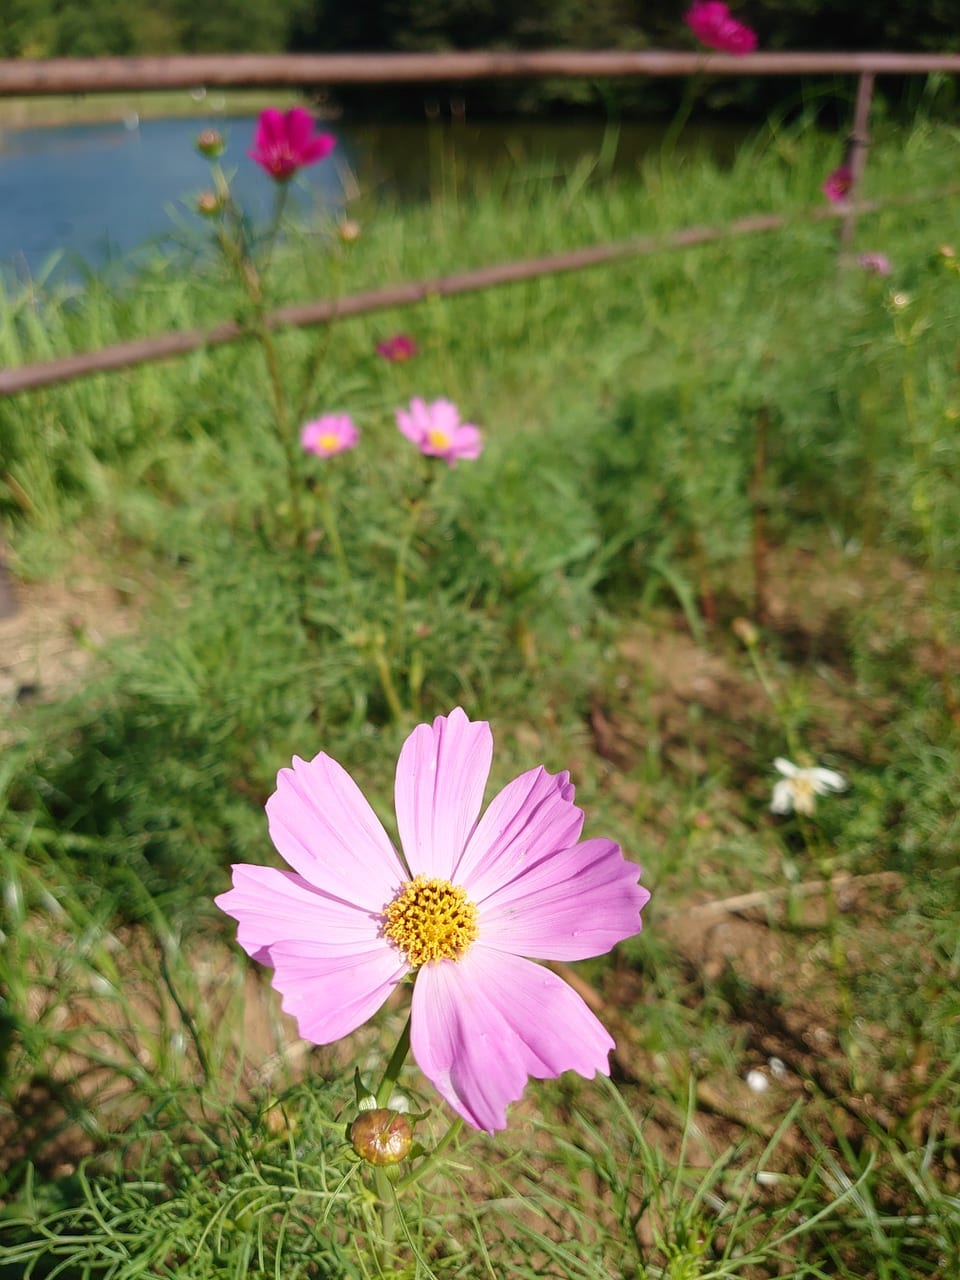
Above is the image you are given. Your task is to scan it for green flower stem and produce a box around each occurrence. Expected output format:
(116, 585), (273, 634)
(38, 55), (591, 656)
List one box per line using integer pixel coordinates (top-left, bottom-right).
(259, 181), (291, 279)
(209, 172), (305, 547)
(751, 405), (771, 625)
(394, 466), (435, 655)
(393, 500), (422, 655)
(375, 1014), (411, 1108)
(316, 484), (351, 590)
(348, 1017), (414, 1270)
(373, 1169), (398, 1266)
(372, 631), (405, 724)
(900, 358), (959, 725)
(293, 238), (347, 426)
(395, 1117), (464, 1195)
(798, 818), (856, 1083)
(254, 320), (307, 548)
(661, 68), (706, 162)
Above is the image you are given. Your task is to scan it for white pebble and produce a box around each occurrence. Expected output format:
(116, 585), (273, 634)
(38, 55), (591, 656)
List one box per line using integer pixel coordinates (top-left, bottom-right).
(746, 1069), (769, 1093)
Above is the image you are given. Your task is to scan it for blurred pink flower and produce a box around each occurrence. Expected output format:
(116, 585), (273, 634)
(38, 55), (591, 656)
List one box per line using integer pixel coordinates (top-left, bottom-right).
(823, 164), (853, 204)
(376, 334), (418, 362)
(396, 397), (483, 467)
(684, 2), (757, 54)
(216, 707), (650, 1132)
(249, 107), (336, 182)
(300, 413), (359, 458)
(857, 252), (891, 276)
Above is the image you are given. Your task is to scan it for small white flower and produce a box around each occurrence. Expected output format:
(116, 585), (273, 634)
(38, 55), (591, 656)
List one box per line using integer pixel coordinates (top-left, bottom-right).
(770, 758), (846, 816)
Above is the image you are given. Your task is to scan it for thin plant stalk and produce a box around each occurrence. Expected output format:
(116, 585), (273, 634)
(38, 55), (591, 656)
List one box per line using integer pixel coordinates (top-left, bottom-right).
(375, 1015), (412, 1108)
(660, 69), (707, 162)
(900, 362), (959, 725)
(208, 168), (307, 547)
(370, 1015), (412, 1267)
(751, 404), (771, 625)
(315, 483), (351, 589)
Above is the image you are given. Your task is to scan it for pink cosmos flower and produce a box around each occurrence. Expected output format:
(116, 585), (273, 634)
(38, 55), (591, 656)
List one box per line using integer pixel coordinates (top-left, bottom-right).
(216, 707), (650, 1133)
(857, 252), (891, 276)
(396, 397), (483, 467)
(300, 413), (359, 458)
(823, 164), (853, 204)
(249, 107), (336, 182)
(684, 2), (758, 55)
(376, 334), (418, 362)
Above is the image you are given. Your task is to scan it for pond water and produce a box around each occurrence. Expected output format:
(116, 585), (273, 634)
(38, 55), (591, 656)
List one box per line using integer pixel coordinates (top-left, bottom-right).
(0, 112), (746, 286)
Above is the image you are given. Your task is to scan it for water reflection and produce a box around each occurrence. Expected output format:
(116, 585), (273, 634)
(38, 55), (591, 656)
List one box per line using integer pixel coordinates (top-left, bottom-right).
(0, 113), (746, 285)
(0, 114), (343, 285)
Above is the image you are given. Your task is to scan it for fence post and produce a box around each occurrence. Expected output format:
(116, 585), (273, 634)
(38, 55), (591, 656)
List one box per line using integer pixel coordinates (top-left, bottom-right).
(840, 70), (875, 253)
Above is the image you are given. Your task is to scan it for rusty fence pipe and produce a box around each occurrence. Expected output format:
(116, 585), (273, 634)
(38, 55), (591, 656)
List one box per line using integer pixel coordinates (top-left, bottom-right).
(841, 71), (876, 252)
(3, 51), (960, 95)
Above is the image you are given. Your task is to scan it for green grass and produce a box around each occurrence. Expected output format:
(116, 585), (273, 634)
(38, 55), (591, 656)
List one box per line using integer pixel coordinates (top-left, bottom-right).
(0, 89), (303, 129)
(1, 111), (959, 1277)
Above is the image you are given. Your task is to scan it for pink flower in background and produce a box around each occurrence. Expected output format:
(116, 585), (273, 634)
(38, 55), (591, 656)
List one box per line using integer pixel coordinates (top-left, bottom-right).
(216, 707), (650, 1133)
(396, 397), (483, 467)
(300, 413), (358, 458)
(376, 334), (418, 362)
(684, 2), (757, 54)
(823, 164), (853, 204)
(857, 252), (892, 276)
(249, 107), (336, 182)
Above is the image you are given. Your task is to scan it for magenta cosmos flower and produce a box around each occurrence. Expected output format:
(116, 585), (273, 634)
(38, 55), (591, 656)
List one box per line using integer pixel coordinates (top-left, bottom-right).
(396, 397), (483, 467)
(249, 107), (336, 182)
(857, 252), (892, 277)
(300, 413), (359, 458)
(823, 164), (853, 204)
(684, 2), (757, 54)
(216, 708), (650, 1133)
(376, 333), (418, 362)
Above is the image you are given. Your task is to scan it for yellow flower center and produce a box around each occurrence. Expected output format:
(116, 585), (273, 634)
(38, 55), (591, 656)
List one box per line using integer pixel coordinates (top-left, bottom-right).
(427, 429), (451, 451)
(382, 876), (479, 966)
(792, 775), (816, 814)
(319, 432), (340, 452)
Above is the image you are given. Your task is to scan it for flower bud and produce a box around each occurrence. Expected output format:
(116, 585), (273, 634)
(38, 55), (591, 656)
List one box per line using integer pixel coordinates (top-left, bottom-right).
(196, 191), (222, 217)
(196, 128), (225, 158)
(349, 1108), (413, 1166)
(731, 616), (758, 648)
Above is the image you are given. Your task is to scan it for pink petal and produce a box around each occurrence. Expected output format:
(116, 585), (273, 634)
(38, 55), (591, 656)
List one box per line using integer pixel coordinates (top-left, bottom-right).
(429, 399), (462, 434)
(216, 864), (383, 965)
(396, 397), (430, 444)
(449, 424), (483, 461)
(453, 765), (583, 899)
(411, 947), (615, 1132)
(253, 108), (285, 152)
(266, 753), (405, 911)
(477, 837), (650, 959)
(394, 707), (493, 879)
(302, 134), (336, 164)
(284, 106), (315, 152)
(268, 936), (408, 1043)
(396, 410), (421, 444)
